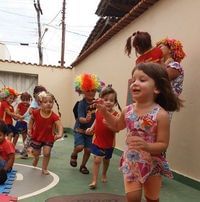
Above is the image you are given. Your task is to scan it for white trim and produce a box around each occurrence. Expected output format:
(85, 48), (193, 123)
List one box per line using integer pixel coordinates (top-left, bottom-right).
(14, 163), (59, 200)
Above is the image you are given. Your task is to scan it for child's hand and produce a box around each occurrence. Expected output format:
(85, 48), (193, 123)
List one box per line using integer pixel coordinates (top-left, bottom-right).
(127, 135), (148, 151)
(94, 98), (107, 114)
(54, 134), (62, 141)
(85, 112), (92, 122)
(85, 128), (94, 135)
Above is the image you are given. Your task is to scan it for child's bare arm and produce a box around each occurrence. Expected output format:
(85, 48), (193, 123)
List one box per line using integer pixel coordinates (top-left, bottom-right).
(85, 120), (96, 135)
(95, 99), (126, 131)
(5, 108), (23, 120)
(54, 120), (63, 140)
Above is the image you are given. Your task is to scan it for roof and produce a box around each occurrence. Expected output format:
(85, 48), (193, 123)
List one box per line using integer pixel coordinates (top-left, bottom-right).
(0, 59), (71, 69)
(95, 0), (140, 17)
(71, 0), (160, 67)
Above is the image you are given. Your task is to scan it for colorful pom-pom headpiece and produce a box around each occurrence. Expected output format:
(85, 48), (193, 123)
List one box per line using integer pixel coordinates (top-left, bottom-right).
(0, 87), (18, 99)
(156, 38), (186, 62)
(74, 73), (104, 94)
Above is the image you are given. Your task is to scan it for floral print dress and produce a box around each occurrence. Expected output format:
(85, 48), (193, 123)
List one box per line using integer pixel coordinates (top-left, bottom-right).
(120, 104), (173, 183)
(167, 61), (184, 96)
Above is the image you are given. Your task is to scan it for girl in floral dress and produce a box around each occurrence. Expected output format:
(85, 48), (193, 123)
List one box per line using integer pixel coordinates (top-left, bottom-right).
(95, 62), (182, 202)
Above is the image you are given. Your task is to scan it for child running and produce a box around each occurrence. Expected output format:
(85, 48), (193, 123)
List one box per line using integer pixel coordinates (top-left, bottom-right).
(14, 92), (32, 148)
(0, 87), (23, 143)
(95, 62), (182, 202)
(86, 85), (121, 189)
(20, 85), (47, 159)
(70, 73), (104, 174)
(29, 91), (63, 175)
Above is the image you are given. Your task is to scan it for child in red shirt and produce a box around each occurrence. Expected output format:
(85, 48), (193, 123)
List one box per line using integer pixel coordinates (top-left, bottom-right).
(86, 86), (121, 189)
(125, 31), (163, 64)
(29, 91), (63, 175)
(0, 120), (15, 184)
(14, 92), (32, 148)
(0, 87), (23, 142)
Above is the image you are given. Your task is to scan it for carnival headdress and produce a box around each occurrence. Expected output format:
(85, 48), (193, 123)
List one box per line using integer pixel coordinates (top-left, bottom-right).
(156, 38), (186, 62)
(0, 87), (18, 99)
(74, 73), (104, 94)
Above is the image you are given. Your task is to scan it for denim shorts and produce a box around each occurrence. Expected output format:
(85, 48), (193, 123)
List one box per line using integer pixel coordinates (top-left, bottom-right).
(74, 130), (92, 148)
(15, 121), (27, 134)
(90, 144), (114, 159)
(7, 124), (18, 136)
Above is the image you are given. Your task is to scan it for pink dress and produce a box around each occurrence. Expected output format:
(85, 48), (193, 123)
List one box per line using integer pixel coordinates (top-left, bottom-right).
(120, 104), (173, 183)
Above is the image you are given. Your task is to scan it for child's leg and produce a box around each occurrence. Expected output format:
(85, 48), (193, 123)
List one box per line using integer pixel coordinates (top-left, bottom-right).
(102, 158), (110, 182)
(21, 131), (27, 144)
(42, 145), (52, 175)
(144, 176), (162, 202)
(12, 134), (19, 147)
(79, 135), (92, 174)
(70, 132), (84, 167)
(102, 148), (113, 182)
(89, 156), (102, 189)
(32, 149), (40, 167)
(124, 178), (142, 202)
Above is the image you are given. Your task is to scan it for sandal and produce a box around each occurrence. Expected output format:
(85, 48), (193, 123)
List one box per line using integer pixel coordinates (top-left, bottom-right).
(79, 165), (89, 174)
(88, 183), (96, 189)
(70, 154), (77, 167)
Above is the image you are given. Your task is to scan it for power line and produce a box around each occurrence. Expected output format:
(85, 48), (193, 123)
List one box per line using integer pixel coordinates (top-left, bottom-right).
(0, 9), (34, 18)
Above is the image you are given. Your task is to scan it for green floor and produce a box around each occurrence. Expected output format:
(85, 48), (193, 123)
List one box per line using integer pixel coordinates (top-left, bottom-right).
(16, 134), (200, 202)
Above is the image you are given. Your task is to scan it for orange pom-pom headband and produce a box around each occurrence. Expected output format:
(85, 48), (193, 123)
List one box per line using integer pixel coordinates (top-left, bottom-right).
(0, 87), (18, 99)
(156, 38), (186, 62)
(74, 73), (105, 93)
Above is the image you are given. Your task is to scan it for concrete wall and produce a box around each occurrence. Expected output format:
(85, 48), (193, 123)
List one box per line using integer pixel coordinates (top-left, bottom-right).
(0, 61), (74, 129)
(72, 0), (200, 181)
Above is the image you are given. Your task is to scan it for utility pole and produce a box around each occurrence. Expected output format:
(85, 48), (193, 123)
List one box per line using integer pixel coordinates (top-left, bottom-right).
(34, 0), (43, 65)
(60, 0), (66, 68)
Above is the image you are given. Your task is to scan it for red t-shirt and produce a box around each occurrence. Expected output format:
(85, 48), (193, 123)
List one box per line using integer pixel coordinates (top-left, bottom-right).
(0, 139), (15, 161)
(0, 100), (14, 124)
(17, 102), (30, 115)
(93, 110), (118, 149)
(136, 47), (163, 64)
(31, 109), (60, 143)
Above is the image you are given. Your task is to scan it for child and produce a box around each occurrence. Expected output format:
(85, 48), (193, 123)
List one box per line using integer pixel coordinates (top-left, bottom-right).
(70, 73), (104, 174)
(29, 91), (63, 175)
(20, 85), (47, 159)
(0, 87), (23, 142)
(125, 31), (163, 64)
(156, 38), (186, 97)
(0, 120), (15, 184)
(14, 92), (32, 147)
(95, 63), (182, 202)
(86, 85), (121, 189)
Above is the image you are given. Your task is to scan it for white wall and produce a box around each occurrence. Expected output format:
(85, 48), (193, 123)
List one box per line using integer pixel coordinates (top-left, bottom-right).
(0, 61), (74, 129)
(72, 0), (200, 181)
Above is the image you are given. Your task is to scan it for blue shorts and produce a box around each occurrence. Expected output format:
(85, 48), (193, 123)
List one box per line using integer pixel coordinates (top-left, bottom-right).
(30, 139), (54, 150)
(74, 130), (92, 148)
(15, 121), (27, 134)
(7, 124), (18, 136)
(90, 144), (114, 160)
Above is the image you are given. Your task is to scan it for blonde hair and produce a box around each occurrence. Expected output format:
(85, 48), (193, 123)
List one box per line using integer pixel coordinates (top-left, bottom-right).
(38, 91), (61, 117)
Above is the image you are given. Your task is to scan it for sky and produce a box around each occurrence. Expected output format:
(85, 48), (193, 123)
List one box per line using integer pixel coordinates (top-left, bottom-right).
(0, 0), (101, 66)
